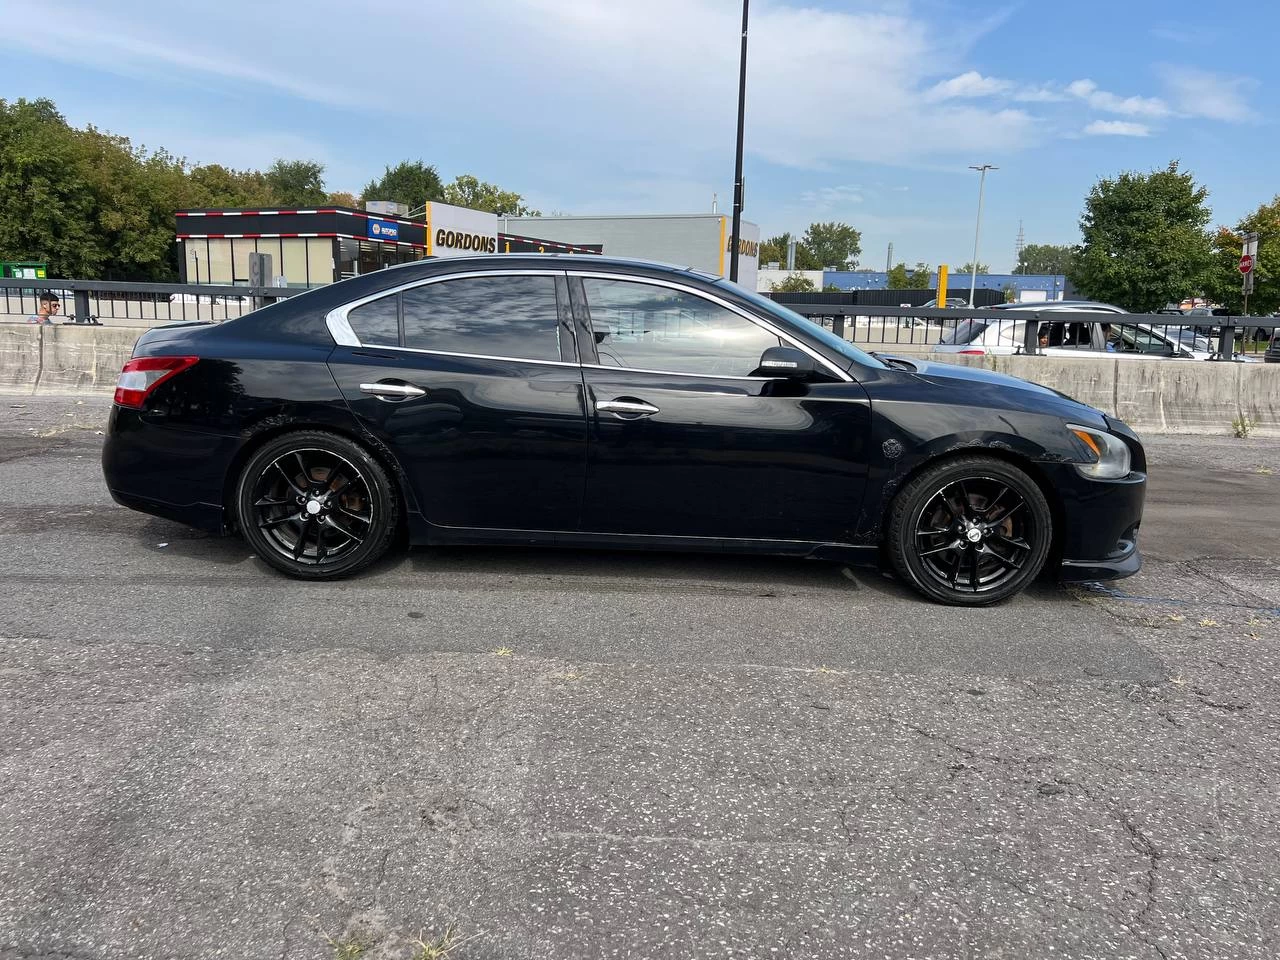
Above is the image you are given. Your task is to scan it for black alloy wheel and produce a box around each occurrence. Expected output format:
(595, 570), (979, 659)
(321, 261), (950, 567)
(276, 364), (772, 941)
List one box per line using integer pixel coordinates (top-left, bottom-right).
(888, 455), (1052, 606)
(235, 430), (400, 580)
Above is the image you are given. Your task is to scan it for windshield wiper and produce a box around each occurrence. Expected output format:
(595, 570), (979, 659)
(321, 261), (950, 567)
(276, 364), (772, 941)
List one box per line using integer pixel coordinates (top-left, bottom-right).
(869, 352), (918, 371)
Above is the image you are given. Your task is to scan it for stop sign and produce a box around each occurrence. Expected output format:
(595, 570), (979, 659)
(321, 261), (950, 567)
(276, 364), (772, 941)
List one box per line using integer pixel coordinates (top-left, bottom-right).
(1240, 253), (1254, 274)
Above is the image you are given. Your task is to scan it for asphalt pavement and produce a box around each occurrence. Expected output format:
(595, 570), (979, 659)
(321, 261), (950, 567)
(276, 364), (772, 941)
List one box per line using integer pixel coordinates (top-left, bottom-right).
(2, 396), (1278, 960)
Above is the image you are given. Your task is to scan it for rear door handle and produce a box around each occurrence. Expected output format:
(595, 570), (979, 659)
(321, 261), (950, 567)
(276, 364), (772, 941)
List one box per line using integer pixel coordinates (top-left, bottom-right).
(596, 398), (660, 418)
(359, 381), (426, 399)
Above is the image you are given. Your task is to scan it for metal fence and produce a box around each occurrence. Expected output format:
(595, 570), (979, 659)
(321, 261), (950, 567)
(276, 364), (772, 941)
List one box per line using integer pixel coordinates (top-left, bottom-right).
(0, 278), (300, 327)
(777, 302), (1278, 361)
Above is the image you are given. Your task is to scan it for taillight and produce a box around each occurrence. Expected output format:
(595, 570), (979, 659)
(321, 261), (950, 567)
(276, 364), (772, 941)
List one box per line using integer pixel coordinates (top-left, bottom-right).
(957, 348), (986, 355)
(114, 356), (199, 409)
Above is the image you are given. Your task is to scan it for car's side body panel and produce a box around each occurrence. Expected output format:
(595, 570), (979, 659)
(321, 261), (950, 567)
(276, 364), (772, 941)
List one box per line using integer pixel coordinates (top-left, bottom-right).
(100, 255), (1148, 587)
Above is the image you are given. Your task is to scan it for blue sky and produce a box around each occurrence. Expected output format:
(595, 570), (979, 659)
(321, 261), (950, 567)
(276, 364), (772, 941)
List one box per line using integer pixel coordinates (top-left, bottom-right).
(0, 0), (1271, 272)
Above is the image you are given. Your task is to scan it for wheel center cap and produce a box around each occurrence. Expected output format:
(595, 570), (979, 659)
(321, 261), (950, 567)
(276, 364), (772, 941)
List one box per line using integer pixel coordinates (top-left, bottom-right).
(965, 527), (982, 543)
(305, 499), (323, 516)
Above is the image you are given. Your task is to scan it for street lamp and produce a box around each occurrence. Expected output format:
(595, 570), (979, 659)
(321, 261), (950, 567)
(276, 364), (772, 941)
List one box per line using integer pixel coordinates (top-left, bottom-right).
(728, 0), (749, 283)
(967, 164), (997, 307)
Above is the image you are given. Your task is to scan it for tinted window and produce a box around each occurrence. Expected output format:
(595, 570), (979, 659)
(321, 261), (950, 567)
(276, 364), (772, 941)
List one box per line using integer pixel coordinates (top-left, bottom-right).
(1112, 324), (1172, 354)
(941, 319), (989, 344)
(346, 294), (399, 346)
(584, 279), (780, 376)
(401, 276), (561, 361)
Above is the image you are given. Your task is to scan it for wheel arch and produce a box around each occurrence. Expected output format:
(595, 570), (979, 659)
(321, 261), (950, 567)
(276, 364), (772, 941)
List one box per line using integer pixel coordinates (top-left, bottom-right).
(884, 445), (1066, 568)
(220, 420), (416, 534)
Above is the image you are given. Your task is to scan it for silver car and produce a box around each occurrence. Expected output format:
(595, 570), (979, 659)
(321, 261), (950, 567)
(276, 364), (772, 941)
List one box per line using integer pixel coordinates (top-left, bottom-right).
(930, 301), (1211, 361)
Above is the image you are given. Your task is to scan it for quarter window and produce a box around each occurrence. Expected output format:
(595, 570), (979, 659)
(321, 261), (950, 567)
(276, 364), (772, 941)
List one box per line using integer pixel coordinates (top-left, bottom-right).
(401, 275), (561, 361)
(346, 294), (399, 346)
(583, 278), (781, 376)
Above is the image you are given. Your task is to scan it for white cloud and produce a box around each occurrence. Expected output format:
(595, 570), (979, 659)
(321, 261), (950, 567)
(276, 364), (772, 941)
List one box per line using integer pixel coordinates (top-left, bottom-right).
(924, 71), (1012, 101)
(1083, 120), (1151, 137)
(1067, 79), (1170, 118)
(1013, 87), (1069, 103)
(1157, 65), (1254, 122)
(0, 0), (1042, 174)
(801, 185), (865, 208)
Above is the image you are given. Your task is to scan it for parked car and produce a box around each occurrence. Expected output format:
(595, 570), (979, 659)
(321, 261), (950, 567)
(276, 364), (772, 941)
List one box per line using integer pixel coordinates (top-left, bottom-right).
(1267, 328), (1280, 364)
(931, 301), (1211, 360)
(102, 256), (1147, 606)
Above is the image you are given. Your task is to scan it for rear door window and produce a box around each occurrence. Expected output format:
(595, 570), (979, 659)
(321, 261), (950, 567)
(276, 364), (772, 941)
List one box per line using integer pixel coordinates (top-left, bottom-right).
(346, 294), (399, 346)
(401, 275), (562, 361)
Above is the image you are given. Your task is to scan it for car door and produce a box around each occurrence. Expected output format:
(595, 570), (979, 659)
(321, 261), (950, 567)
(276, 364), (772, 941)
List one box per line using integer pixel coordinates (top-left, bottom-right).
(569, 273), (873, 544)
(1108, 323), (1184, 360)
(326, 270), (589, 532)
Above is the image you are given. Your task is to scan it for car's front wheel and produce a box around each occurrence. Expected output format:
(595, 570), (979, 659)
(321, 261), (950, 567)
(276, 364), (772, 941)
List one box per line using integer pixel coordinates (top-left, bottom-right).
(235, 430), (400, 580)
(887, 455), (1053, 606)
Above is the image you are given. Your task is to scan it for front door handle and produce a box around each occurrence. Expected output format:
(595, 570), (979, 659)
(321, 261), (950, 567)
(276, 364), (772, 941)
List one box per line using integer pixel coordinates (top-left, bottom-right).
(596, 398), (660, 419)
(359, 381), (426, 400)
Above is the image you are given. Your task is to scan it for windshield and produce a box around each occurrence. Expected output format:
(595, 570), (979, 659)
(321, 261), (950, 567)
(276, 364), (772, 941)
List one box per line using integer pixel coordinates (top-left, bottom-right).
(722, 284), (887, 370)
(941, 319), (990, 344)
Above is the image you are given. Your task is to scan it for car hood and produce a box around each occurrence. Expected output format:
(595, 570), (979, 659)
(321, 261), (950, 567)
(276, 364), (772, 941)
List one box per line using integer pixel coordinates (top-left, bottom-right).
(883, 355), (1102, 415)
(890, 358), (1070, 399)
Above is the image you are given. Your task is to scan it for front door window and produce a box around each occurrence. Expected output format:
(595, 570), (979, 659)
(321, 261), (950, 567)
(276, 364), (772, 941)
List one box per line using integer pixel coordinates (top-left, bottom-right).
(582, 278), (781, 376)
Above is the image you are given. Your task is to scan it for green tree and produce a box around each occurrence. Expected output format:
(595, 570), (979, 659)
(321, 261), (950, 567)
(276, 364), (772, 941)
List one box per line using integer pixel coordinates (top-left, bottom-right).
(362, 160), (443, 210)
(1205, 197), (1280, 315)
(802, 221), (861, 269)
(956, 262), (988, 275)
(770, 273), (816, 293)
(886, 263), (912, 289)
(265, 159), (327, 207)
(187, 163), (278, 208)
(911, 262), (933, 288)
(1015, 243), (1073, 275)
(326, 190), (359, 208)
(759, 232), (819, 270)
(1069, 161), (1214, 312)
(0, 98), (105, 277)
(442, 174), (539, 216)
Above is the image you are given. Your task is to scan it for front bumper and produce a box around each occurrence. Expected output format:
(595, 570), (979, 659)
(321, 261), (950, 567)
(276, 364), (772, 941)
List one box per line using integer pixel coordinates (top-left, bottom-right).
(1039, 456), (1146, 583)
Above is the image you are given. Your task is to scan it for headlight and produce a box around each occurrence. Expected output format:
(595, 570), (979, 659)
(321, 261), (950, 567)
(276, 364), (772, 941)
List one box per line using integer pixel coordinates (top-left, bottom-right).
(1067, 424), (1131, 480)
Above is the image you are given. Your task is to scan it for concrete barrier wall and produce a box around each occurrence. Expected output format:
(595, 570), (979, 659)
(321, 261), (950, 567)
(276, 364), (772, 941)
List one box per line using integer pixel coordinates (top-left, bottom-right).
(1, 322), (1276, 437)
(0, 325), (42, 393)
(0, 322), (138, 397)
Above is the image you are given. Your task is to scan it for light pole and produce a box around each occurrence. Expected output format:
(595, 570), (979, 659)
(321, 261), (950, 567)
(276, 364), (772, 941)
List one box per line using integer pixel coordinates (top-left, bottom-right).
(728, 0), (749, 283)
(967, 164), (997, 307)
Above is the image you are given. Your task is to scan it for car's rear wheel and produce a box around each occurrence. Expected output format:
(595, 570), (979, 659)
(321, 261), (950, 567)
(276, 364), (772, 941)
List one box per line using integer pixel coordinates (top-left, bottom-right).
(887, 455), (1052, 606)
(235, 430), (400, 580)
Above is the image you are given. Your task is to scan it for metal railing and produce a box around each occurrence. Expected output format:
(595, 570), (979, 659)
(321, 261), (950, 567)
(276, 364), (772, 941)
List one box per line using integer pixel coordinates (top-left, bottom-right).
(779, 302), (1278, 361)
(0, 278), (301, 327)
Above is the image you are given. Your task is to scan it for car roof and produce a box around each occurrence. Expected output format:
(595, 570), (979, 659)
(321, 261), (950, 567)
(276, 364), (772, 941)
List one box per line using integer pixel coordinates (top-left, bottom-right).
(988, 300), (1125, 312)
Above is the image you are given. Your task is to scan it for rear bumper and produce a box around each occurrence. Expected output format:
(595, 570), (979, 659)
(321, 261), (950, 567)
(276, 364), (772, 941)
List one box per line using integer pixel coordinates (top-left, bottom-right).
(102, 405), (238, 534)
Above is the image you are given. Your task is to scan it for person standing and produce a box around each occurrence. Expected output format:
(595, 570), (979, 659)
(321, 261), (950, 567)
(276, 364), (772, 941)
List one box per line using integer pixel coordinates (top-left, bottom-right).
(27, 291), (60, 324)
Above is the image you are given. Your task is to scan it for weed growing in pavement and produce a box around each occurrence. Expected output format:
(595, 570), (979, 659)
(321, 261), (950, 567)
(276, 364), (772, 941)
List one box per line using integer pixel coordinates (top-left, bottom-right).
(494, 646), (514, 657)
(1168, 613), (1186, 622)
(1199, 618), (1220, 628)
(1231, 415), (1254, 439)
(1257, 466), (1275, 475)
(409, 926), (476, 959)
(325, 933), (370, 960)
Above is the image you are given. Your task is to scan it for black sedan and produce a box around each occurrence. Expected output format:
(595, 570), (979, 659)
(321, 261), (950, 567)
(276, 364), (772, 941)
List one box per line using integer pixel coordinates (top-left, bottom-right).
(102, 256), (1146, 605)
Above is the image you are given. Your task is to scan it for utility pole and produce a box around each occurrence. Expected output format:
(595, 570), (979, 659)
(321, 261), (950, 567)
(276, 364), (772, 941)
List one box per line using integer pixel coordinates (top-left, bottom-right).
(967, 164), (997, 307)
(728, 0), (749, 282)
(1015, 219), (1025, 274)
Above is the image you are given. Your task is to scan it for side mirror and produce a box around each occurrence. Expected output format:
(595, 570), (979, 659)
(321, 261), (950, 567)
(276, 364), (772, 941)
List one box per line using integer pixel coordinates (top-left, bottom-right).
(754, 345), (814, 379)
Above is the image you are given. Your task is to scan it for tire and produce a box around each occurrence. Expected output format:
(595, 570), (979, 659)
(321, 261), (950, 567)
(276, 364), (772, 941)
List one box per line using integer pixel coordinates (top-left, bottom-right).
(235, 430), (400, 580)
(887, 455), (1053, 606)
